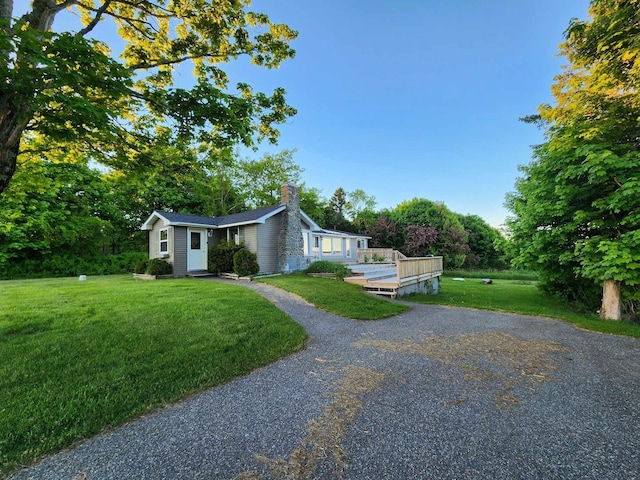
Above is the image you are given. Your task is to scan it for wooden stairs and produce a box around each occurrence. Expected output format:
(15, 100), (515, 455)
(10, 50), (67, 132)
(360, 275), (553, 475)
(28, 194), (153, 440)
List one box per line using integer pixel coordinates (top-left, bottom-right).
(344, 263), (403, 298)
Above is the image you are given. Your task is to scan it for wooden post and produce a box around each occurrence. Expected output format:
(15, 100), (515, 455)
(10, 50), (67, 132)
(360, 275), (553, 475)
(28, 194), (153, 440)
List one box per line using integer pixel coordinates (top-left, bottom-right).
(600, 279), (622, 320)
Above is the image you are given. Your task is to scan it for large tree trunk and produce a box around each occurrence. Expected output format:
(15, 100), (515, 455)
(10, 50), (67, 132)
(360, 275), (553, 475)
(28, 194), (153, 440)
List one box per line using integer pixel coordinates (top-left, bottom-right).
(0, 142), (19, 193)
(0, 98), (29, 194)
(600, 279), (622, 320)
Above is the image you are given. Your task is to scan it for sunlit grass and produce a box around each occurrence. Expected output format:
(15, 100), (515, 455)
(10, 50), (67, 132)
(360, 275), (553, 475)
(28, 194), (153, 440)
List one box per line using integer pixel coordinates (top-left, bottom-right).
(257, 274), (410, 320)
(405, 277), (640, 337)
(0, 275), (306, 474)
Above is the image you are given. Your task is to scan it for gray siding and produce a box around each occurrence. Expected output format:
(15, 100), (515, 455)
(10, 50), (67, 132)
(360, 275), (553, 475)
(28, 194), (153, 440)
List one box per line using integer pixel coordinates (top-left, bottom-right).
(173, 226), (188, 277)
(209, 229), (224, 245)
(346, 238), (357, 261)
(257, 214), (281, 273)
(243, 224), (258, 253)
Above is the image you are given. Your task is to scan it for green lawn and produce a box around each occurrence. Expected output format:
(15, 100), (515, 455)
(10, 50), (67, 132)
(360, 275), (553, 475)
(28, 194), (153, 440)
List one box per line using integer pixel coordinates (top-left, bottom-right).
(0, 276), (306, 474)
(257, 274), (410, 320)
(405, 277), (640, 337)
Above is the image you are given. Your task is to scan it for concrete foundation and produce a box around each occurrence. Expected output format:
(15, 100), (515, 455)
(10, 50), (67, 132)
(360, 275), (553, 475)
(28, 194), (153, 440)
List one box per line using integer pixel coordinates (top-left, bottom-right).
(397, 277), (440, 297)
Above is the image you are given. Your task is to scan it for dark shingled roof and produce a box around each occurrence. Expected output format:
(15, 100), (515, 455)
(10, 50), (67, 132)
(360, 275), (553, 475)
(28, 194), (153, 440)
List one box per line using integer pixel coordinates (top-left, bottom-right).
(155, 211), (219, 227)
(154, 205), (285, 228)
(214, 205), (285, 226)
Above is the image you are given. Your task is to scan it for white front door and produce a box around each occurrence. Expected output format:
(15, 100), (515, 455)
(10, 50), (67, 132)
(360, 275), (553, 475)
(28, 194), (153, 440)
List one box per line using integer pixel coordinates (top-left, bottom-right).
(187, 228), (208, 271)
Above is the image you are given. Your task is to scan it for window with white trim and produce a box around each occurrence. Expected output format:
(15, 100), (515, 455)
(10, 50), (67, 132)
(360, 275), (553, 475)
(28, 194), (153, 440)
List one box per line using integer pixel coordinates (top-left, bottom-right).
(159, 228), (169, 253)
(321, 237), (343, 256)
(227, 226), (244, 244)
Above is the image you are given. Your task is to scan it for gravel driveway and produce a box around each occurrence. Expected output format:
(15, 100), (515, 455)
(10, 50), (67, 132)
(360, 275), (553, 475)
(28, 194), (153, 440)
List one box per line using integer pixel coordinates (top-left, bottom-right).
(9, 280), (640, 480)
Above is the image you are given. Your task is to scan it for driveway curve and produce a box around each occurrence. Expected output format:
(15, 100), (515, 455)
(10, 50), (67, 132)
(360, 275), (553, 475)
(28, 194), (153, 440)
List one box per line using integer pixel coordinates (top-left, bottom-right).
(9, 280), (640, 480)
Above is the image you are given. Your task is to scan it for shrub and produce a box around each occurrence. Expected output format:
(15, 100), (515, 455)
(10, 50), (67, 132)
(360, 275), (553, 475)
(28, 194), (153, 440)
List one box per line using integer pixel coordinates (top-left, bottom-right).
(233, 248), (260, 277)
(0, 252), (148, 280)
(305, 260), (351, 279)
(145, 258), (172, 276)
(208, 241), (243, 274)
(133, 260), (148, 274)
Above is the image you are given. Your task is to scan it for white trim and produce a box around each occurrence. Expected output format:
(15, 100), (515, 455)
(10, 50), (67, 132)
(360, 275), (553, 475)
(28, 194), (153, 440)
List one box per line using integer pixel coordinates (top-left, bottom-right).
(300, 210), (321, 231)
(158, 227), (170, 255)
(142, 211), (217, 231)
(216, 205), (286, 228)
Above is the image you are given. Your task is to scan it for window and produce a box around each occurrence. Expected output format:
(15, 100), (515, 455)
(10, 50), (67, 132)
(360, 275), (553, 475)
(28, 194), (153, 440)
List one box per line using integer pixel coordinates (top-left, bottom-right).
(159, 228), (169, 253)
(322, 237), (332, 255)
(333, 239), (342, 256)
(321, 237), (343, 256)
(227, 226), (244, 244)
(190, 231), (201, 250)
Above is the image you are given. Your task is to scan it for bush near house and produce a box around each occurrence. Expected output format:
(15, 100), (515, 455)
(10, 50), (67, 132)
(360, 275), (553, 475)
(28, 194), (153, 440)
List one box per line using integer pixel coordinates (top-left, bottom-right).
(233, 248), (260, 277)
(134, 260), (148, 274)
(208, 241), (243, 274)
(305, 260), (352, 280)
(145, 258), (172, 275)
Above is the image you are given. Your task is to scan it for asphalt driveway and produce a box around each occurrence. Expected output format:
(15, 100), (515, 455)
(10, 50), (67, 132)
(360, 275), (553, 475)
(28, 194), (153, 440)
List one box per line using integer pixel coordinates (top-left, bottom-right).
(9, 280), (640, 479)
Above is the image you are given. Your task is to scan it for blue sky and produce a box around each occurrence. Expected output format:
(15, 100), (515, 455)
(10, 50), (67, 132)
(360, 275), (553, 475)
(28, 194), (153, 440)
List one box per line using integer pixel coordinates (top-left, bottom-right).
(22, 1), (591, 227)
(223, 0), (591, 227)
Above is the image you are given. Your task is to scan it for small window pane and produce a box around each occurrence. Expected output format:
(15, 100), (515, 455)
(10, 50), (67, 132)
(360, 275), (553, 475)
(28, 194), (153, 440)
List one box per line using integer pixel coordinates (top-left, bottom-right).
(322, 238), (331, 254)
(333, 239), (342, 255)
(191, 232), (201, 249)
(160, 230), (168, 241)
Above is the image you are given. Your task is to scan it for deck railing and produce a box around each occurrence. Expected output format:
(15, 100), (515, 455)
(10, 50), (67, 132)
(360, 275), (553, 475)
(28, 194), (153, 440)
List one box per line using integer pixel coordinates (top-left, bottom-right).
(397, 256), (443, 281)
(356, 248), (406, 263)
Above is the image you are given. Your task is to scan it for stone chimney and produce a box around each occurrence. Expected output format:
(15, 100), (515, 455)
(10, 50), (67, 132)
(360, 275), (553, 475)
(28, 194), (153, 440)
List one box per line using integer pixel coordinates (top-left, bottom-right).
(278, 183), (305, 272)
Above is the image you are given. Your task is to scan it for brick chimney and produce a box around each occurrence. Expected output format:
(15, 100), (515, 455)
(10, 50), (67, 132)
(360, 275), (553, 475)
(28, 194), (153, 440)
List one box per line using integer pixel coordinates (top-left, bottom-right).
(278, 184), (305, 272)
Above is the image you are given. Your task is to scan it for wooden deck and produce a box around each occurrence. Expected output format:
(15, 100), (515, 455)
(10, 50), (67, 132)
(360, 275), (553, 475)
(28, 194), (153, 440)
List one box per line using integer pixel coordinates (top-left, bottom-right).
(344, 251), (443, 298)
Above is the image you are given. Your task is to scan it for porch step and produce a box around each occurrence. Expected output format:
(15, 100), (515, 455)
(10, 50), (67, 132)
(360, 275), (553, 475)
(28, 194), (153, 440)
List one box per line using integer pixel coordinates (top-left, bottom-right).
(344, 266), (397, 285)
(187, 270), (214, 277)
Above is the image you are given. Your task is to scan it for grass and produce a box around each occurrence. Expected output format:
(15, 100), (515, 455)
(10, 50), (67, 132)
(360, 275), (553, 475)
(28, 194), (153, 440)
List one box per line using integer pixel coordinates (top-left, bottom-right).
(443, 269), (539, 281)
(405, 277), (640, 338)
(0, 275), (307, 474)
(257, 274), (410, 320)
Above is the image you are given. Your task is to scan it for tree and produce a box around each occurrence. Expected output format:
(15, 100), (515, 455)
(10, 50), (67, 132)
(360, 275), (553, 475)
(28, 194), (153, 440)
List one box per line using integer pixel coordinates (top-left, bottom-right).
(0, 1), (297, 194)
(390, 198), (469, 267)
(506, 0), (640, 319)
(324, 187), (352, 231)
(457, 214), (508, 269)
(365, 215), (403, 250)
(299, 184), (327, 226)
(0, 138), (117, 269)
(404, 225), (438, 257)
(234, 150), (302, 208)
(346, 188), (377, 221)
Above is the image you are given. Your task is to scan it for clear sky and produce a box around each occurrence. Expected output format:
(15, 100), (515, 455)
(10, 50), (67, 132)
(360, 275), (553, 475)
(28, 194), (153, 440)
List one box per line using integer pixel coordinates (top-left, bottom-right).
(21, 1), (592, 228)
(223, 0), (592, 227)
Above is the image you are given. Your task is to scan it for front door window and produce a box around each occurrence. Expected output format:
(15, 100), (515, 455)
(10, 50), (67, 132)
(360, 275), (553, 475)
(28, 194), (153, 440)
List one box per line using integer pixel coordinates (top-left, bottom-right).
(191, 231), (201, 250)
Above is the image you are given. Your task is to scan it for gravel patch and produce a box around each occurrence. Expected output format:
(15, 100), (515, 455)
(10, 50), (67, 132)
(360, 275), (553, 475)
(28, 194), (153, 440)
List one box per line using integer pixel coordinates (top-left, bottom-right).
(8, 279), (640, 480)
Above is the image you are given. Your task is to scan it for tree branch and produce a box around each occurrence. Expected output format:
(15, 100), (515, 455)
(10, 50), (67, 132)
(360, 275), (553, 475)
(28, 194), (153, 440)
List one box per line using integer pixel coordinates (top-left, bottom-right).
(128, 49), (248, 71)
(78, 0), (113, 36)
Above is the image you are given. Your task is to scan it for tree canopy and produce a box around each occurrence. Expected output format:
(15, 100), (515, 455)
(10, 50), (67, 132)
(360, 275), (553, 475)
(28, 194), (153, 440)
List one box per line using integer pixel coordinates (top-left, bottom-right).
(506, 0), (640, 319)
(0, 0), (297, 193)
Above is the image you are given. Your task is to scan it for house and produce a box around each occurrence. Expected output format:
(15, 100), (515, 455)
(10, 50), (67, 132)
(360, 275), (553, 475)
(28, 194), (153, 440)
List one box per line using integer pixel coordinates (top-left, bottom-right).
(140, 184), (370, 277)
